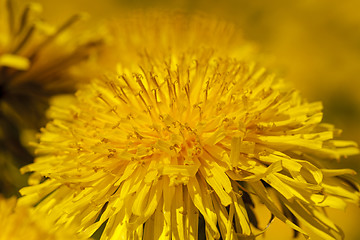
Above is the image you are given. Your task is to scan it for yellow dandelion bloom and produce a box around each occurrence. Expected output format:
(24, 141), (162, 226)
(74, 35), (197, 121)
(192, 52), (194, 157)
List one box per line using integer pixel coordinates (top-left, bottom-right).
(0, 195), (90, 239)
(0, 0), (103, 196)
(20, 45), (360, 239)
(0, 0), (103, 130)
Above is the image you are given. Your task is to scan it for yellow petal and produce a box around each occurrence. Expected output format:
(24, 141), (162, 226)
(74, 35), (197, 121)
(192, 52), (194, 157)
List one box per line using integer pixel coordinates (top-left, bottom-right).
(184, 186), (199, 240)
(282, 197), (342, 240)
(171, 185), (185, 240)
(249, 181), (308, 237)
(187, 175), (220, 238)
(199, 163), (232, 206)
(0, 54), (30, 70)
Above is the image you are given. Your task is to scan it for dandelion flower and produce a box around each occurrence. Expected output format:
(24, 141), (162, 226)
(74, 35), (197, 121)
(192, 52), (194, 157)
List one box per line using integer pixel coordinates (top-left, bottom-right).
(19, 45), (360, 239)
(0, 0), (103, 131)
(0, 0), (103, 196)
(0, 195), (90, 239)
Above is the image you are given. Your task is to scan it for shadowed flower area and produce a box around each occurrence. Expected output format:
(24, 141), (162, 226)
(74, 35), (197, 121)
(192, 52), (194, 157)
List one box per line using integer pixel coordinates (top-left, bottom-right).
(0, 195), (91, 239)
(0, 0), (103, 196)
(19, 13), (360, 240)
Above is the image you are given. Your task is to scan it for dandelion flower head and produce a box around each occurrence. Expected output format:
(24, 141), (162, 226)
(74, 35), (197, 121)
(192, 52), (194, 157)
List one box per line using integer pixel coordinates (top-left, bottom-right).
(0, 0), (102, 130)
(0, 0), (104, 197)
(20, 13), (360, 240)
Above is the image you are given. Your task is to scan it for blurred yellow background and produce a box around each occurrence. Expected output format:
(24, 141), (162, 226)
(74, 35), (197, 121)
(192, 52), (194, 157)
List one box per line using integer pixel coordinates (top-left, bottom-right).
(19, 0), (360, 239)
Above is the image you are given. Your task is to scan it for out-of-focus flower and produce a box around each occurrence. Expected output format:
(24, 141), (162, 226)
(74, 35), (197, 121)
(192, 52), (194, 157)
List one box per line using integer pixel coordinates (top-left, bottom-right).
(0, 0), (101, 127)
(99, 11), (257, 71)
(0, 150), (28, 197)
(19, 14), (360, 239)
(0, 195), (90, 240)
(0, 0), (103, 196)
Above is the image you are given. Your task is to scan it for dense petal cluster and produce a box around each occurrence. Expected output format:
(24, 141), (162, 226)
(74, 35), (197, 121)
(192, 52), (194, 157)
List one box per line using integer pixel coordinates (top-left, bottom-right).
(20, 46), (359, 239)
(0, 195), (90, 240)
